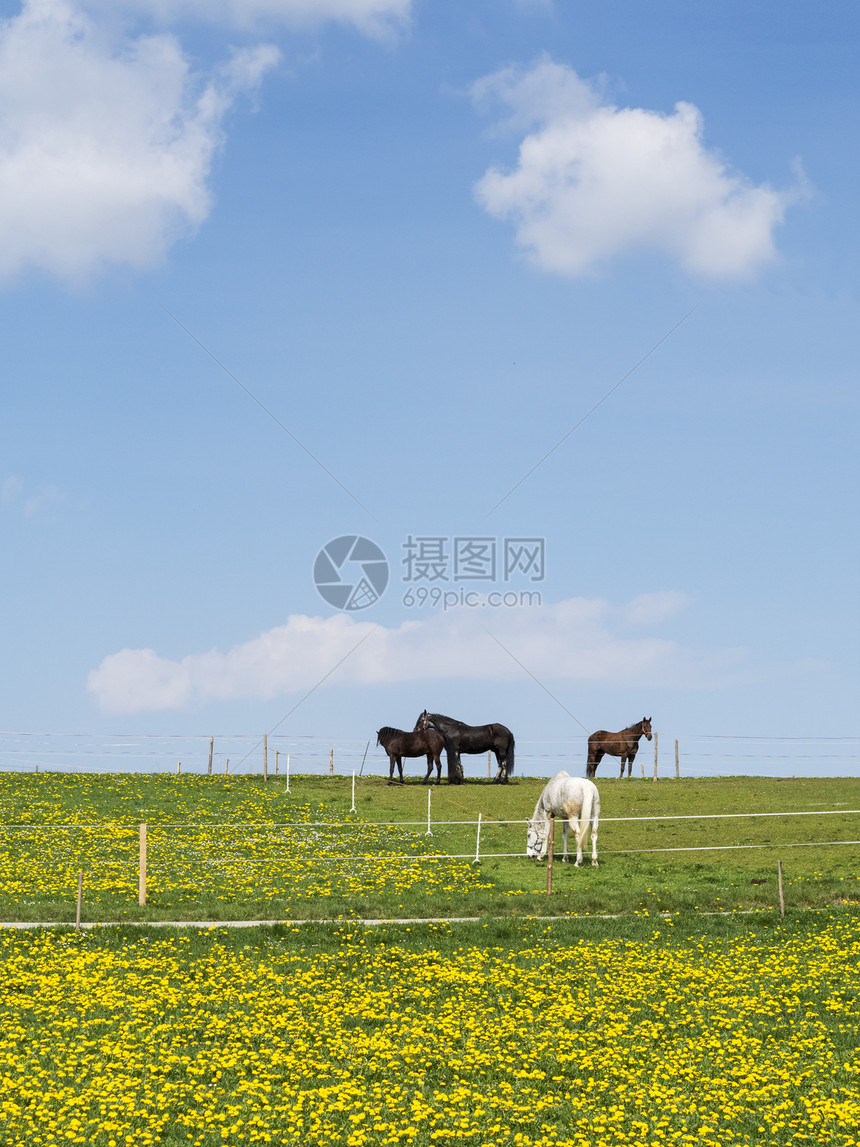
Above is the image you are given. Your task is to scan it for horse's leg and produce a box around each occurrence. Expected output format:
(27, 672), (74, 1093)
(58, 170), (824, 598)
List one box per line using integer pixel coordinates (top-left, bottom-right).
(493, 749), (506, 784)
(572, 815), (585, 866)
(446, 744), (463, 784)
(561, 820), (569, 863)
(619, 753), (626, 779)
(396, 755), (404, 784)
(627, 748), (636, 778)
(424, 753), (433, 784)
(435, 752), (442, 784)
(590, 816), (599, 867)
(388, 754), (395, 785)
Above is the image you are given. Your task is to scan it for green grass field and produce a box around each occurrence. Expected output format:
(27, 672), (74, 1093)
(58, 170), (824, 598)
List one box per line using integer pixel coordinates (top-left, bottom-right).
(2, 773), (860, 1146)
(1, 772), (858, 922)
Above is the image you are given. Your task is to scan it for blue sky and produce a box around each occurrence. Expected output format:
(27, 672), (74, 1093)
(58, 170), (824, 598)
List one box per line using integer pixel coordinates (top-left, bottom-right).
(0, 0), (857, 777)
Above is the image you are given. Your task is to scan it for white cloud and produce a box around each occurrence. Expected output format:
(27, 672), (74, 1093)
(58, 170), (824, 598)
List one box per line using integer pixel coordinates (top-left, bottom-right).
(0, 0), (279, 282)
(1, 473), (68, 515)
(87, 594), (772, 714)
(473, 56), (801, 280)
(81, 0), (411, 35)
(619, 591), (690, 626)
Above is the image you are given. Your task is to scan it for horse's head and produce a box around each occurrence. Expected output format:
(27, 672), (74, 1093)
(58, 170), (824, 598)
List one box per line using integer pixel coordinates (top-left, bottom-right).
(642, 717), (652, 741)
(525, 820), (545, 859)
(414, 710), (430, 732)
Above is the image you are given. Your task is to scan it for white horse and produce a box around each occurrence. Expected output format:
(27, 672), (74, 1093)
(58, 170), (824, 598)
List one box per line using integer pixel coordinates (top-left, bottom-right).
(526, 772), (600, 867)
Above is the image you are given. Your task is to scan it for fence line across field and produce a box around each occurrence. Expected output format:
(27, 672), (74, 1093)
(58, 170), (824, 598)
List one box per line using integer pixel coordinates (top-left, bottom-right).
(205, 852), (528, 864)
(604, 840), (860, 854)
(202, 840), (860, 866)
(4, 807), (860, 832)
(2, 728), (858, 780)
(5, 807), (860, 835)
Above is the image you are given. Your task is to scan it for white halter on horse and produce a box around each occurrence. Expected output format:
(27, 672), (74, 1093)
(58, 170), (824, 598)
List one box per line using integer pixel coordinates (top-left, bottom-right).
(526, 772), (600, 867)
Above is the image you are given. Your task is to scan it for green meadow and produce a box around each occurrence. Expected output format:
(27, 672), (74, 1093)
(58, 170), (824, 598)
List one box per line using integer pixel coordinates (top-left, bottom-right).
(2, 774), (860, 1147)
(1, 772), (858, 923)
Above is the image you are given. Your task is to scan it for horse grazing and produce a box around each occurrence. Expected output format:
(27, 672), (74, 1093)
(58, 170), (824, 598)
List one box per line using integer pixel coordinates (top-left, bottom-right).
(414, 711), (515, 784)
(526, 772), (600, 867)
(586, 717), (652, 779)
(376, 726), (445, 785)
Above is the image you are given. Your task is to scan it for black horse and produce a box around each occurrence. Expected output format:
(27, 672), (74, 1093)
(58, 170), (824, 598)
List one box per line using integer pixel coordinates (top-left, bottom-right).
(586, 717), (652, 779)
(376, 726), (445, 785)
(414, 711), (515, 784)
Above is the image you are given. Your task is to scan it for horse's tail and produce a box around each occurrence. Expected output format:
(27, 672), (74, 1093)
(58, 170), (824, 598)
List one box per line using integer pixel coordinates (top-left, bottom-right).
(579, 782), (595, 846)
(506, 732), (515, 777)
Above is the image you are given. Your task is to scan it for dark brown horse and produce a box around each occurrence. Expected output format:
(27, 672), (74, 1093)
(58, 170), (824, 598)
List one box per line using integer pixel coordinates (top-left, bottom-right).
(415, 711), (515, 784)
(586, 718), (652, 778)
(376, 726), (445, 784)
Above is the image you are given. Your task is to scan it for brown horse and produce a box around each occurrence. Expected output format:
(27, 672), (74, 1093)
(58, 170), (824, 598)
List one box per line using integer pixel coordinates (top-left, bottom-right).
(376, 726), (445, 784)
(586, 718), (652, 778)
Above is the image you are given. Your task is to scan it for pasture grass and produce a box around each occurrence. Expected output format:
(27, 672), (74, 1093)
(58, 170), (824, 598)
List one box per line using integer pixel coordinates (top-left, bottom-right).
(2, 776), (860, 1146)
(1, 911), (859, 1146)
(0, 772), (858, 923)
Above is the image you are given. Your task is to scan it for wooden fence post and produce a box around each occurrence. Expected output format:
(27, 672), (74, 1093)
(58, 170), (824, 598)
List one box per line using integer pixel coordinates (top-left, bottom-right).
(208, 736), (214, 776)
(547, 817), (555, 895)
(76, 871), (83, 930)
(263, 734), (268, 782)
(653, 732), (658, 781)
(138, 824), (147, 907)
(329, 747), (334, 776)
(225, 757), (229, 776)
(675, 739), (679, 779)
(275, 749), (279, 776)
(176, 760), (181, 775)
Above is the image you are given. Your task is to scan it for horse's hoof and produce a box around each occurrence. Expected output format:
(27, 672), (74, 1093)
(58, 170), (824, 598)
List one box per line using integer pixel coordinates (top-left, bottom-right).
(592, 861), (599, 867)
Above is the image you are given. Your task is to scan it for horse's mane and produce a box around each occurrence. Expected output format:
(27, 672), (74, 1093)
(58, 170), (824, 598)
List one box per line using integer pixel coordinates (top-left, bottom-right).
(377, 726), (401, 740)
(530, 792), (549, 824)
(426, 712), (468, 732)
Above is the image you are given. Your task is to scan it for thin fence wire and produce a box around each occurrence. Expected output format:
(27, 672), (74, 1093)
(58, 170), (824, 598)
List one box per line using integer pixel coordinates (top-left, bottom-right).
(3, 808), (860, 830)
(1, 730), (858, 779)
